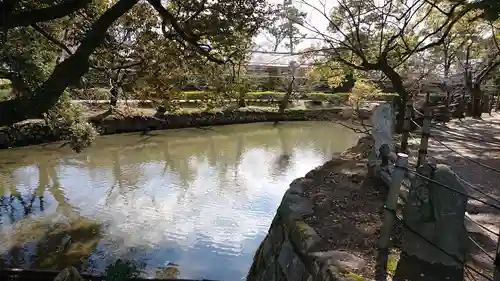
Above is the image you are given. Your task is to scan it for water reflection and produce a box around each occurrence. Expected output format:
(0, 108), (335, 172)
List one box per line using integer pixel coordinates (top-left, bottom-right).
(0, 122), (360, 280)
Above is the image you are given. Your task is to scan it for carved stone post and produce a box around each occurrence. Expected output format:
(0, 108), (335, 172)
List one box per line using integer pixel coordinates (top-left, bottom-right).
(368, 103), (395, 177)
(395, 163), (468, 281)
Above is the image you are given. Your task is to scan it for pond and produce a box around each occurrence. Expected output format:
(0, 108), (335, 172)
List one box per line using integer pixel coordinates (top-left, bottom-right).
(0, 121), (360, 281)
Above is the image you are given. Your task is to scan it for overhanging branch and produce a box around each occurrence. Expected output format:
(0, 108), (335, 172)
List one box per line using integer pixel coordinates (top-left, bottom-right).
(31, 23), (73, 55)
(0, 0), (91, 29)
(0, 0), (138, 126)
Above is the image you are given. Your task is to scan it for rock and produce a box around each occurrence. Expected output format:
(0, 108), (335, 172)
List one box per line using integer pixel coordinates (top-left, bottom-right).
(401, 163), (468, 268)
(311, 250), (366, 272)
(278, 190), (314, 222)
(278, 241), (307, 281)
(290, 221), (322, 254)
(289, 178), (307, 194)
(53, 267), (84, 281)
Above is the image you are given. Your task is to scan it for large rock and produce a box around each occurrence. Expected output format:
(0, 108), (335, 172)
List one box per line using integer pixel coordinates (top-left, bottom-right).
(53, 267), (84, 281)
(396, 163), (468, 280)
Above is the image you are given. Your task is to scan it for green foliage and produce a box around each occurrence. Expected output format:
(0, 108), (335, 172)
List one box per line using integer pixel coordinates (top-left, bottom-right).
(0, 0), (274, 127)
(468, 0), (500, 21)
(104, 259), (142, 281)
(44, 91), (97, 152)
(298, 0), (474, 102)
(348, 80), (382, 111)
(0, 26), (59, 96)
(265, 5), (307, 51)
(306, 62), (350, 89)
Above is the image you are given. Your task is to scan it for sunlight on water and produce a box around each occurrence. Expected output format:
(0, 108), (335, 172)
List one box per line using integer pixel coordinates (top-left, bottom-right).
(0, 122), (360, 280)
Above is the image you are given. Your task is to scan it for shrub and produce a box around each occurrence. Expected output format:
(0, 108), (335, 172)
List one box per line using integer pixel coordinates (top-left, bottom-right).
(44, 90), (97, 152)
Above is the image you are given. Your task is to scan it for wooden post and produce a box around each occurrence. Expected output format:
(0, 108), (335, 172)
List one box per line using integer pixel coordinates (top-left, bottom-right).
(400, 99), (413, 152)
(379, 153), (409, 248)
(376, 153), (409, 280)
(417, 108), (432, 167)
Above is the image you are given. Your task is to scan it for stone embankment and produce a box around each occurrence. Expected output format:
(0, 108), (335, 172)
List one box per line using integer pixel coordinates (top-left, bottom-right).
(247, 137), (383, 281)
(0, 108), (367, 149)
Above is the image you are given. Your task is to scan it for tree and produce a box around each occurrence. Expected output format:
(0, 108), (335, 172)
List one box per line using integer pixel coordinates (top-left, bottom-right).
(0, 0), (92, 29)
(0, 0), (271, 126)
(264, 5), (307, 51)
(455, 20), (500, 117)
(0, 25), (60, 97)
(295, 0), (471, 136)
(228, 41), (258, 108)
(465, 0), (500, 21)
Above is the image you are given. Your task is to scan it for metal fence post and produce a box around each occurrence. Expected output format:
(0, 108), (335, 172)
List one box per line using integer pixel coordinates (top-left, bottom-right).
(400, 100), (413, 153)
(417, 108), (432, 167)
(377, 153), (408, 280)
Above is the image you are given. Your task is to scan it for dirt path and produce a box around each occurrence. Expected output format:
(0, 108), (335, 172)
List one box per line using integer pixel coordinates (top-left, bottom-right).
(421, 112), (500, 276)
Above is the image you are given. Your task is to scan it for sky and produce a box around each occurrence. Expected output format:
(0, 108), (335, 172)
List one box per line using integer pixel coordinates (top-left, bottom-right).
(250, 0), (335, 65)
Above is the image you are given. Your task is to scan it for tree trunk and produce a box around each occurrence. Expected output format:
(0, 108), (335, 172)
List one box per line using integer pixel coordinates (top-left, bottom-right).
(238, 95), (246, 107)
(381, 65), (408, 133)
(279, 78), (295, 115)
(471, 84), (483, 118)
(0, 0), (138, 126)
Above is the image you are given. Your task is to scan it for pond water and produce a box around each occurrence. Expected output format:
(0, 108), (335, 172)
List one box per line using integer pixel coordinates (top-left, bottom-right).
(0, 122), (360, 281)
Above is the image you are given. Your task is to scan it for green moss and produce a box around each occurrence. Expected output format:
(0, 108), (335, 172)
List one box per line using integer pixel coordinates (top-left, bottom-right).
(295, 221), (309, 233)
(387, 254), (398, 274)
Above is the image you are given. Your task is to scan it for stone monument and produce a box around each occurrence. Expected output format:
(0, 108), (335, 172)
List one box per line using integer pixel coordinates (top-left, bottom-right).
(394, 163), (468, 281)
(368, 103), (396, 177)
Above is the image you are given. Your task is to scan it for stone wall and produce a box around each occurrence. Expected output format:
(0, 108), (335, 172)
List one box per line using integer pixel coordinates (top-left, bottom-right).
(0, 108), (365, 149)
(246, 174), (363, 281)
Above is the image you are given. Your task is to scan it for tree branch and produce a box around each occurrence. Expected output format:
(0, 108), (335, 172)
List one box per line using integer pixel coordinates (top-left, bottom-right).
(0, 0), (138, 126)
(0, 0), (91, 29)
(147, 0), (226, 64)
(31, 23), (73, 56)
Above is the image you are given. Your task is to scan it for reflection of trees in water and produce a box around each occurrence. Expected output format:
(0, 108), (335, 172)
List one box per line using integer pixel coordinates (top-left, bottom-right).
(104, 151), (127, 206)
(1, 160), (101, 272)
(271, 125), (294, 176)
(105, 151), (151, 206)
(232, 135), (245, 181)
(161, 143), (196, 186)
(0, 160), (74, 224)
(161, 145), (195, 206)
